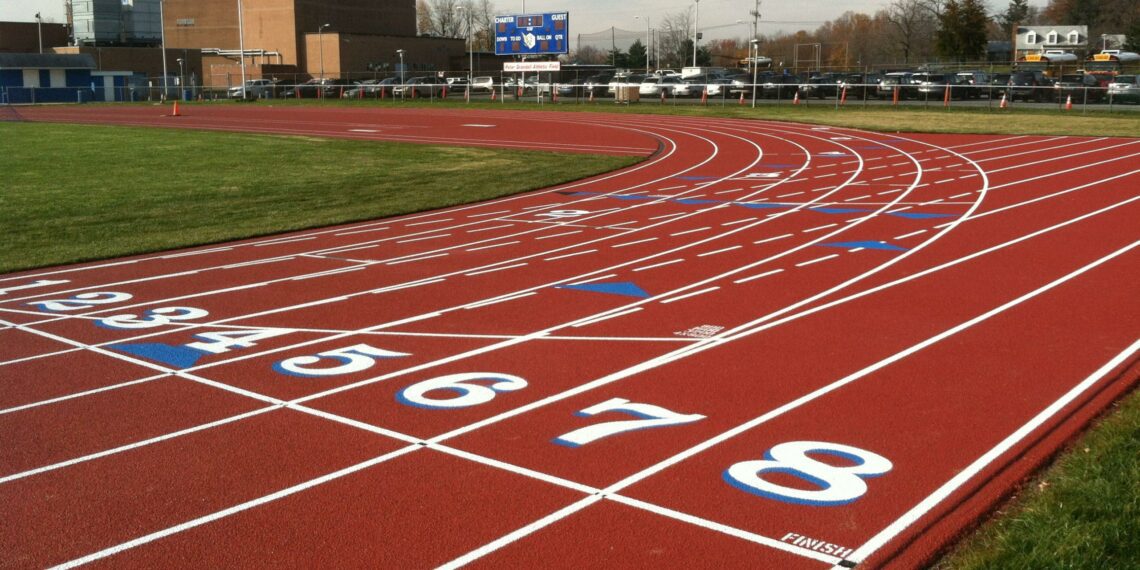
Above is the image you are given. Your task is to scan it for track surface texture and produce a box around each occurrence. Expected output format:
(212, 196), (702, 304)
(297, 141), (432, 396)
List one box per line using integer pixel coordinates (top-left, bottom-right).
(3, 105), (1139, 569)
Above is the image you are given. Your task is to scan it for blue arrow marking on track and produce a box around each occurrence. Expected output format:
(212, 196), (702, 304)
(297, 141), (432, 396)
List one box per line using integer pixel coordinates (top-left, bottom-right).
(820, 241), (908, 251)
(810, 207), (869, 214)
(109, 342), (206, 368)
(888, 212), (956, 220)
(556, 281), (651, 298)
(675, 199), (723, 205)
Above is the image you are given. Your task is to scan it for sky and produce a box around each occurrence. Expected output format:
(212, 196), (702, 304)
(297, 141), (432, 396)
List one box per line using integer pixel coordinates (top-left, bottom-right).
(4, 0), (1049, 39)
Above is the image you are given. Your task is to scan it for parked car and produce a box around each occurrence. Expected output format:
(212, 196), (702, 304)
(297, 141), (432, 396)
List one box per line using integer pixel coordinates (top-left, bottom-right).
(877, 72), (915, 100)
(227, 78), (276, 100)
(393, 76), (447, 98)
(988, 73), (1012, 100)
(471, 76), (495, 92)
(582, 74), (613, 97)
(704, 77), (735, 97)
(956, 70), (990, 98)
(1052, 74), (1104, 103)
(446, 77), (470, 93)
(1008, 70), (1053, 102)
(760, 75), (802, 99)
(286, 78), (336, 98)
(913, 72), (974, 100)
(840, 73), (882, 99)
(1108, 75), (1140, 104)
(342, 79), (378, 99)
(638, 75), (690, 97)
(522, 75), (553, 95)
(799, 74), (842, 99)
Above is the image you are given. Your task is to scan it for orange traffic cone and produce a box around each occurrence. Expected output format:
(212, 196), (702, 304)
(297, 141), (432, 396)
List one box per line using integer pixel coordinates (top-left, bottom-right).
(701, 88), (708, 105)
(892, 86), (900, 106)
(839, 85), (848, 106)
(490, 88), (497, 101)
(171, 100), (181, 117)
(943, 85), (951, 107)
(441, 86), (447, 98)
(588, 90), (595, 103)
(793, 91), (800, 105)
(661, 89), (666, 103)
(739, 91), (745, 105)
(999, 93), (1008, 109)
(1065, 94), (1073, 110)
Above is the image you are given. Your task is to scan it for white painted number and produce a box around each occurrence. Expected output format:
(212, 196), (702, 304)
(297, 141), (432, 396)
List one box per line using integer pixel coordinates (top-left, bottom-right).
(187, 328), (291, 354)
(275, 344), (409, 377)
(97, 307), (210, 330)
(29, 291), (134, 312)
(398, 372), (527, 409)
(537, 209), (590, 219)
(554, 398), (705, 447)
(725, 441), (892, 506)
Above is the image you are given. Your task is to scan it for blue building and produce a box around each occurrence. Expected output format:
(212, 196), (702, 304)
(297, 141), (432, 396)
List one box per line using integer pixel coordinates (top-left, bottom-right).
(0, 53), (98, 103)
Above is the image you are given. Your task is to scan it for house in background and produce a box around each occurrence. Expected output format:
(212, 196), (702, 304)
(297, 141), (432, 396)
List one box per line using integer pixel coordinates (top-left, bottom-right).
(0, 53), (98, 103)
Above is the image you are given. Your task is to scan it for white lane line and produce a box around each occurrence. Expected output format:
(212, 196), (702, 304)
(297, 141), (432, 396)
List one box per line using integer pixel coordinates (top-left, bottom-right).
(844, 195), (871, 202)
(544, 250), (598, 262)
(466, 241), (520, 252)
(612, 237), (658, 248)
(921, 199), (945, 205)
(605, 221), (640, 228)
(535, 230), (583, 240)
(795, 254), (839, 267)
(722, 217), (758, 226)
(733, 269), (785, 284)
(291, 266), (368, 281)
(396, 234), (450, 244)
(698, 246), (743, 257)
(670, 227), (711, 237)
(878, 188), (905, 195)
(815, 173), (837, 179)
(571, 307), (644, 328)
(467, 210), (511, 218)
(466, 224), (515, 233)
(335, 227), (389, 237)
(633, 259), (684, 272)
(895, 229), (928, 240)
(887, 206), (913, 213)
(715, 188), (746, 195)
(253, 237), (315, 247)
(568, 274), (617, 285)
(370, 278), (446, 294)
(221, 257), (292, 270)
(754, 233), (793, 244)
(778, 192), (805, 198)
(161, 247), (233, 258)
(385, 253), (449, 265)
(648, 213), (686, 220)
(325, 244), (378, 255)
(934, 179), (955, 185)
(949, 193), (972, 199)
(803, 223), (839, 233)
(465, 263), (528, 276)
(660, 286), (720, 304)
(462, 291), (538, 310)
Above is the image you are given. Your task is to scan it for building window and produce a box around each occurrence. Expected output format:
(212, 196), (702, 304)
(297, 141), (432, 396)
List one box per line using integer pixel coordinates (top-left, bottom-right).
(1026, 31), (1037, 45)
(1068, 31), (1080, 44)
(176, 19), (195, 27)
(1047, 31), (1058, 44)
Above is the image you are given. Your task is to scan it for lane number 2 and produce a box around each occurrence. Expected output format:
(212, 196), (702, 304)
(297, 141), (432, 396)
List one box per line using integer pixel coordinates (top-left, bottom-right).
(29, 291), (133, 312)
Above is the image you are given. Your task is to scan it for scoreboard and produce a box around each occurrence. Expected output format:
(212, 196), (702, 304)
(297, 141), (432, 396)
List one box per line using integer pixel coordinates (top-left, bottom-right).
(494, 12), (569, 56)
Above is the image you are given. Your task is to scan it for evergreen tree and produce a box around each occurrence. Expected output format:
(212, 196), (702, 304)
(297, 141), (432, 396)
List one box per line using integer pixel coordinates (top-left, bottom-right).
(998, 0), (1030, 39)
(936, 0), (963, 59)
(628, 40), (649, 72)
(1126, 19), (1140, 52)
(936, 0), (989, 61)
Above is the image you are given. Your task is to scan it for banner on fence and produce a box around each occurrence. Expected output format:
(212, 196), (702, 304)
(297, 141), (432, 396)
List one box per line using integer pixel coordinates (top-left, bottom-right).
(504, 61), (562, 72)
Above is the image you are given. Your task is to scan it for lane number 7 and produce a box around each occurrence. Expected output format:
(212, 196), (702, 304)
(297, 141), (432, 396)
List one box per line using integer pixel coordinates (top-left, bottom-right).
(554, 398), (705, 447)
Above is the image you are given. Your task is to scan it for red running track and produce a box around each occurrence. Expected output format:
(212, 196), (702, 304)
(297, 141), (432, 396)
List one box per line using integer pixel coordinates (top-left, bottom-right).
(2, 105), (1139, 569)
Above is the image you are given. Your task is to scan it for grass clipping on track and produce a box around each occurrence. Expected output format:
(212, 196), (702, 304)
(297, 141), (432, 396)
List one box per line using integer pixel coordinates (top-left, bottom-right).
(937, 385), (1140, 569)
(0, 122), (638, 274)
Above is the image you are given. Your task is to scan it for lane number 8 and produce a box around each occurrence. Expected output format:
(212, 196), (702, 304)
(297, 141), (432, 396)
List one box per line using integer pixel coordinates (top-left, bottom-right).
(724, 441), (892, 506)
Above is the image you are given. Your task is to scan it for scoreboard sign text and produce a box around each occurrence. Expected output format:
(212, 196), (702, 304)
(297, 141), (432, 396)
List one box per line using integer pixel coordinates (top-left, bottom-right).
(495, 12), (569, 56)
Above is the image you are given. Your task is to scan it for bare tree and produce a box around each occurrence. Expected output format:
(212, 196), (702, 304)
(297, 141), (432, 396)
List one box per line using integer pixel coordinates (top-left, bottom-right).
(884, 0), (939, 64)
(659, 8), (695, 68)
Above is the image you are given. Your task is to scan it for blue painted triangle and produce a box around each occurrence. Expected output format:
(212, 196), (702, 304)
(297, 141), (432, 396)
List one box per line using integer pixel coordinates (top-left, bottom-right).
(556, 281), (651, 298)
(810, 207), (868, 214)
(888, 212), (955, 220)
(109, 342), (205, 369)
(820, 241), (908, 252)
(675, 198), (722, 205)
(614, 194), (654, 200)
(736, 202), (787, 209)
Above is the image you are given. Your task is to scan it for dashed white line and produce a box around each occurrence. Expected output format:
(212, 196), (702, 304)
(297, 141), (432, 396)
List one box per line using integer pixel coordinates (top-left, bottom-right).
(544, 250), (597, 262)
(803, 223), (839, 233)
(370, 278), (446, 294)
(571, 307), (644, 328)
(796, 254), (839, 267)
(777, 192), (805, 198)
(754, 234), (793, 244)
(406, 218), (453, 227)
(670, 227), (711, 237)
(462, 292), (538, 310)
(386, 253), (449, 265)
(335, 227), (389, 236)
(467, 224), (515, 233)
(397, 234), (451, 243)
(648, 213), (686, 221)
(536, 230), (584, 240)
(465, 263), (528, 276)
(568, 274), (617, 285)
(633, 259), (685, 272)
(661, 287), (720, 305)
(613, 237), (658, 248)
(468, 210), (510, 218)
(466, 241), (520, 252)
(733, 269), (784, 284)
(721, 217), (758, 227)
(698, 246), (743, 257)
(894, 229), (928, 240)
(844, 195), (871, 202)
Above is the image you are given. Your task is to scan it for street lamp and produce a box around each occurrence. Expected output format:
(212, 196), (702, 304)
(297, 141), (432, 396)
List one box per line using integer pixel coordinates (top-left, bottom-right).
(750, 39), (759, 107)
(396, 49), (405, 99)
(692, 0), (700, 67)
(457, 5), (473, 91)
(318, 23), (331, 79)
(35, 12), (42, 54)
(635, 16), (650, 74)
(176, 57), (184, 99)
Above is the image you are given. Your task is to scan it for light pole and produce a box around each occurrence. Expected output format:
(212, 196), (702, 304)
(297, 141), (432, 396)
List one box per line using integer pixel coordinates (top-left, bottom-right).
(635, 16), (650, 73)
(457, 6), (472, 88)
(176, 57), (184, 99)
(692, 0), (700, 67)
(318, 23), (330, 79)
(237, 0), (246, 99)
(750, 39), (759, 107)
(35, 12), (43, 54)
(396, 49), (405, 99)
